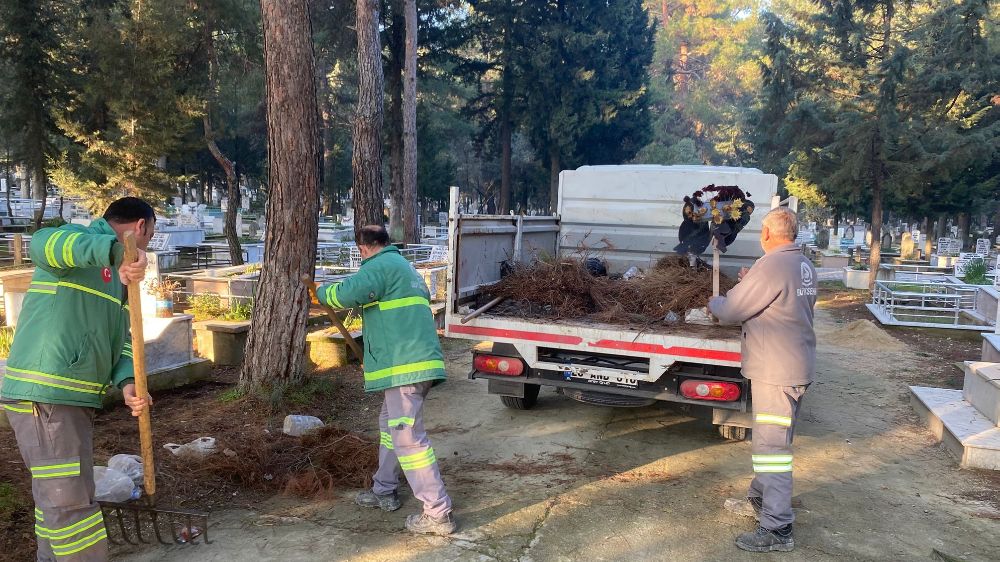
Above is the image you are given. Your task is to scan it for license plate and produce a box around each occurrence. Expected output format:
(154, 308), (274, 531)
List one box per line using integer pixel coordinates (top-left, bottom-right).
(562, 367), (640, 389)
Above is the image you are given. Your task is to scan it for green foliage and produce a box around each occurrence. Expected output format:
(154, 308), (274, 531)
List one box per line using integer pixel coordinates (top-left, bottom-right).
(284, 377), (336, 406)
(754, 0), (999, 226)
(188, 294), (226, 321)
(217, 387), (242, 403)
(0, 326), (15, 359)
(224, 300), (253, 321)
(464, 0), (654, 209)
(636, 0), (763, 166)
(962, 258), (990, 285)
(0, 481), (27, 520)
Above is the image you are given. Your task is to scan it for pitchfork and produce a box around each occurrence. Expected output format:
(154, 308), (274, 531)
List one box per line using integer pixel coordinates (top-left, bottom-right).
(98, 232), (211, 546)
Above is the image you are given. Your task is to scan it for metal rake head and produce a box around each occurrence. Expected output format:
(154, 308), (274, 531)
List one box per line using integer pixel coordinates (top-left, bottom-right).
(100, 500), (211, 546)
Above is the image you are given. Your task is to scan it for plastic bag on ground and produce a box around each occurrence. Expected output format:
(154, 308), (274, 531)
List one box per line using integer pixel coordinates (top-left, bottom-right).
(163, 437), (217, 459)
(94, 466), (140, 502)
(108, 454), (144, 487)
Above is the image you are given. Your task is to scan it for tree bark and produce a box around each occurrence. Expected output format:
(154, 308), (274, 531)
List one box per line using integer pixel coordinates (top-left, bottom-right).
(548, 146), (560, 214)
(351, 0), (386, 239)
(498, 1), (513, 215)
(239, 0), (321, 393)
(867, 131), (884, 290)
(922, 216), (932, 257)
(4, 147), (12, 218)
(936, 212), (947, 240)
(32, 168), (47, 230)
(318, 57), (337, 217)
(992, 206), (1000, 245)
(387, 0), (405, 241)
(401, 0), (419, 243)
(957, 212), (970, 251)
(204, 114), (245, 265)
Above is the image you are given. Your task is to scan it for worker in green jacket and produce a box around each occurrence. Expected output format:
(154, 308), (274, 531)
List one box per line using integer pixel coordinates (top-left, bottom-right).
(316, 225), (455, 536)
(1, 197), (154, 562)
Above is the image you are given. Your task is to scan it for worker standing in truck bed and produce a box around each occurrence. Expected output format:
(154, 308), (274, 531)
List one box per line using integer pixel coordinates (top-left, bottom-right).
(708, 206), (817, 553)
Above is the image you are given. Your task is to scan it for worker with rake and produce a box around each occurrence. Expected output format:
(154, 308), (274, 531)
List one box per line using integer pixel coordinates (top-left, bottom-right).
(708, 207), (817, 553)
(1, 198), (155, 561)
(317, 225), (456, 536)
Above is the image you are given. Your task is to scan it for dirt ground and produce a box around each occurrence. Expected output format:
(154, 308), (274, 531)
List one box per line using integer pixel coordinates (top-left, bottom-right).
(3, 284), (1000, 561)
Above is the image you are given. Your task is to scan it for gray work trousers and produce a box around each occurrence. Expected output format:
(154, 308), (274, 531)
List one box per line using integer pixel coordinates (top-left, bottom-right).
(747, 382), (808, 531)
(5, 401), (108, 562)
(372, 382), (452, 519)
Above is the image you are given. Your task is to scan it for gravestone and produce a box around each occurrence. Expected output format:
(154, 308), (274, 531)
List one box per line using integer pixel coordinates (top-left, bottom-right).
(976, 238), (991, 256)
(900, 232), (916, 259)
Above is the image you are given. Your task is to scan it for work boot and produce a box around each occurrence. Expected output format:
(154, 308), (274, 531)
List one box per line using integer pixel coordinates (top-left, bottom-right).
(405, 512), (457, 536)
(735, 524), (794, 553)
(355, 489), (401, 512)
(724, 496), (762, 520)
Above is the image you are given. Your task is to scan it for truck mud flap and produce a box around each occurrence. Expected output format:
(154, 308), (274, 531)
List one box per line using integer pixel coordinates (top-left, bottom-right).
(713, 408), (752, 428)
(488, 378), (526, 398)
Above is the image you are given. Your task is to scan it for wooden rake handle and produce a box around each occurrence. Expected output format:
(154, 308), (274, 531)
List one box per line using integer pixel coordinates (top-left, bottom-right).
(123, 232), (156, 497)
(301, 275), (364, 365)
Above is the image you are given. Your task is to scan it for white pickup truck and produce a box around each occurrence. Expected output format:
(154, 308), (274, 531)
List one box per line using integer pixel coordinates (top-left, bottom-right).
(444, 165), (784, 440)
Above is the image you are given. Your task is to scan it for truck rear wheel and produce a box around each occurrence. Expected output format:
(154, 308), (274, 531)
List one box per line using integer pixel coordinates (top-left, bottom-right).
(500, 384), (540, 410)
(719, 425), (750, 441)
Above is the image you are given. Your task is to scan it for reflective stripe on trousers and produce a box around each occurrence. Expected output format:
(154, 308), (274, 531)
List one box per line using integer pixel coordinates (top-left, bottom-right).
(373, 382), (452, 519)
(748, 382), (808, 531)
(6, 402), (108, 561)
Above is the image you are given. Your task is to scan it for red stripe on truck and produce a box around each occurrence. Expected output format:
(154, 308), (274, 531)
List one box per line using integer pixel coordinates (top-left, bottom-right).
(589, 340), (741, 363)
(448, 325), (584, 345)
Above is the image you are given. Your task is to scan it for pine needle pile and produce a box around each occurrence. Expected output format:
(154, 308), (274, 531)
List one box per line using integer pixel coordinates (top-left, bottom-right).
(486, 255), (736, 325)
(177, 426), (377, 499)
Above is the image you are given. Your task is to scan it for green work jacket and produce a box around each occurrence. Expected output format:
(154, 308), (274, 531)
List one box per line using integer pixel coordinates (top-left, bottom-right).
(317, 245), (445, 392)
(1, 219), (134, 408)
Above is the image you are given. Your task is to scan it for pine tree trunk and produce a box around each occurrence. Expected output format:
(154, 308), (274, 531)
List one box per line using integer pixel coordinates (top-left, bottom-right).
(318, 58), (337, 217)
(992, 207), (1000, 245)
(32, 168), (46, 230)
(401, 0), (419, 243)
(920, 216), (930, 256)
(957, 212), (970, 251)
(867, 135), (884, 289)
(352, 0), (386, 239)
(548, 147), (560, 214)
(387, 0), (405, 241)
(498, 3), (513, 215)
(204, 114), (245, 266)
(239, 0), (321, 394)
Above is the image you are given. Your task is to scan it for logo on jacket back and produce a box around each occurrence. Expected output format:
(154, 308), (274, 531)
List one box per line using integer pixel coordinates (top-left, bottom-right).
(102, 267), (112, 283)
(797, 262), (816, 296)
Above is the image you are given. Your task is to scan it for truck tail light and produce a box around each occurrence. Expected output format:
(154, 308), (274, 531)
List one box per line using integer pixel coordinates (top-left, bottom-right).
(473, 354), (525, 376)
(680, 380), (740, 402)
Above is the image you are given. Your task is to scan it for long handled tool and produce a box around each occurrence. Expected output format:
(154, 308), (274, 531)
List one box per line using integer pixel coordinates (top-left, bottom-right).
(99, 232), (211, 546)
(302, 274), (364, 364)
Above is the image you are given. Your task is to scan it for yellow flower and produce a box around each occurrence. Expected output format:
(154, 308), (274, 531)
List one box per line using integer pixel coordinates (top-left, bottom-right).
(713, 214), (723, 225)
(730, 208), (742, 221)
(732, 198), (743, 208)
(709, 200), (717, 209)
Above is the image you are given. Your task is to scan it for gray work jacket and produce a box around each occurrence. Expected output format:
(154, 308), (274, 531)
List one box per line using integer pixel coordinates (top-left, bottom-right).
(708, 243), (817, 386)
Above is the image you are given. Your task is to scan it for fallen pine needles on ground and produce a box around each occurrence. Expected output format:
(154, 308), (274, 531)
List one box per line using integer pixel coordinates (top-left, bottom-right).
(175, 424), (377, 500)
